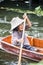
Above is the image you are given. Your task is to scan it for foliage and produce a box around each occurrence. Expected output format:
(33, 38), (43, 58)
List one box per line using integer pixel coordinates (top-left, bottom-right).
(0, 6), (43, 17)
(35, 6), (42, 16)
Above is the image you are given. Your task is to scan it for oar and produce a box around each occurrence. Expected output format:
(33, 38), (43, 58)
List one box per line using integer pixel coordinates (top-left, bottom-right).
(17, 19), (26, 65)
(0, 37), (3, 49)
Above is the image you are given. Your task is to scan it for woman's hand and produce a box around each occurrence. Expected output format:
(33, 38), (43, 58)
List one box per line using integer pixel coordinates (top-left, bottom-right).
(23, 13), (27, 21)
(23, 13), (32, 27)
(16, 38), (24, 43)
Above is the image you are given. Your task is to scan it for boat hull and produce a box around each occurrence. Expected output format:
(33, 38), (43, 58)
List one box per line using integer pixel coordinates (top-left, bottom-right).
(1, 41), (43, 62)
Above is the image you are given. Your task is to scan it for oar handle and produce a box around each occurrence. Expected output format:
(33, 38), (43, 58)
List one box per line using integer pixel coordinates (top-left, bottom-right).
(17, 19), (26, 65)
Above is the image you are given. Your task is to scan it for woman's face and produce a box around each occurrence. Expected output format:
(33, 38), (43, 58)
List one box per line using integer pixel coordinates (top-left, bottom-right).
(18, 23), (24, 31)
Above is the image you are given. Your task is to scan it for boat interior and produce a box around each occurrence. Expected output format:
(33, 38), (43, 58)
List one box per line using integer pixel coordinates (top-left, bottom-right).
(2, 35), (43, 53)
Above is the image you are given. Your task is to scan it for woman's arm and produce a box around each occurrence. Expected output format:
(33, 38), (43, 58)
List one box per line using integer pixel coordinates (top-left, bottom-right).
(26, 16), (32, 27)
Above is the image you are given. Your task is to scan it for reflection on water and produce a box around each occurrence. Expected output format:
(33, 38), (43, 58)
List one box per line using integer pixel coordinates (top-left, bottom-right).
(0, 50), (33, 65)
(0, 16), (43, 38)
(0, 29), (10, 37)
(27, 26), (43, 39)
(26, 14), (43, 39)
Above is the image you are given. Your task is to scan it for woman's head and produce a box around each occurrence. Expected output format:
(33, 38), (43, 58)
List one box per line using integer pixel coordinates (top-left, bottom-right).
(18, 23), (24, 31)
(11, 17), (24, 31)
(13, 23), (24, 32)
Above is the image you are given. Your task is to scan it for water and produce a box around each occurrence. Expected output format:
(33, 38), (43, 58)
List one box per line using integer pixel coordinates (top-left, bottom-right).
(27, 14), (43, 39)
(0, 8), (43, 65)
(0, 50), (34, 65)
(0, 13), (43, 38)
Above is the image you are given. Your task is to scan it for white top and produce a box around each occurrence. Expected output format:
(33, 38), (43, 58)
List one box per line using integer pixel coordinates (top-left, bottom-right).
(12, 31), (30, 46)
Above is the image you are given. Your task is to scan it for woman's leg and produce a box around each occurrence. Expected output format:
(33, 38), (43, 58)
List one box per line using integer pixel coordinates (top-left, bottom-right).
(23, 45), (36, 51)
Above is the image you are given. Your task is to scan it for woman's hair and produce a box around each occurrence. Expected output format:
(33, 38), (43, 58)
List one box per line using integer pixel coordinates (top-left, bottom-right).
(13, 26), (18, 33)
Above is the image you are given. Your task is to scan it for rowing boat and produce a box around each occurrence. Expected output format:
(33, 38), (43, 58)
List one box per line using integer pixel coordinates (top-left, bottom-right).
(0, 35), (43, 61)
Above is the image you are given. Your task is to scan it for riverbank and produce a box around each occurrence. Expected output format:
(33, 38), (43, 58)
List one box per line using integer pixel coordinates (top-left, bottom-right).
(0, 6), (43, 17)
(0, 0), (43, 17)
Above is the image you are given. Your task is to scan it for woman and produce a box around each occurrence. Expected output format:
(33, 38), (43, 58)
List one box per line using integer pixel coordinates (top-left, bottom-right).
(11, 13), (36, 51)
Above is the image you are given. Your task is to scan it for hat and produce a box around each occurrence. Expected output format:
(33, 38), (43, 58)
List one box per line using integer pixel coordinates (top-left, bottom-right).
(11, 17), (24, 30)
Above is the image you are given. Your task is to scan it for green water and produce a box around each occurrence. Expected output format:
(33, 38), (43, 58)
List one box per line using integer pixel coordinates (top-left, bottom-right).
(0, 49), (36, 65)
(0, 6), (43, 65)
(0, 10), (43, 38)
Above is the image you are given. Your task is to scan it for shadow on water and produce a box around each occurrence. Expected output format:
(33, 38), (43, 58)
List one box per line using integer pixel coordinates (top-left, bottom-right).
(0, 50), (36, 65)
